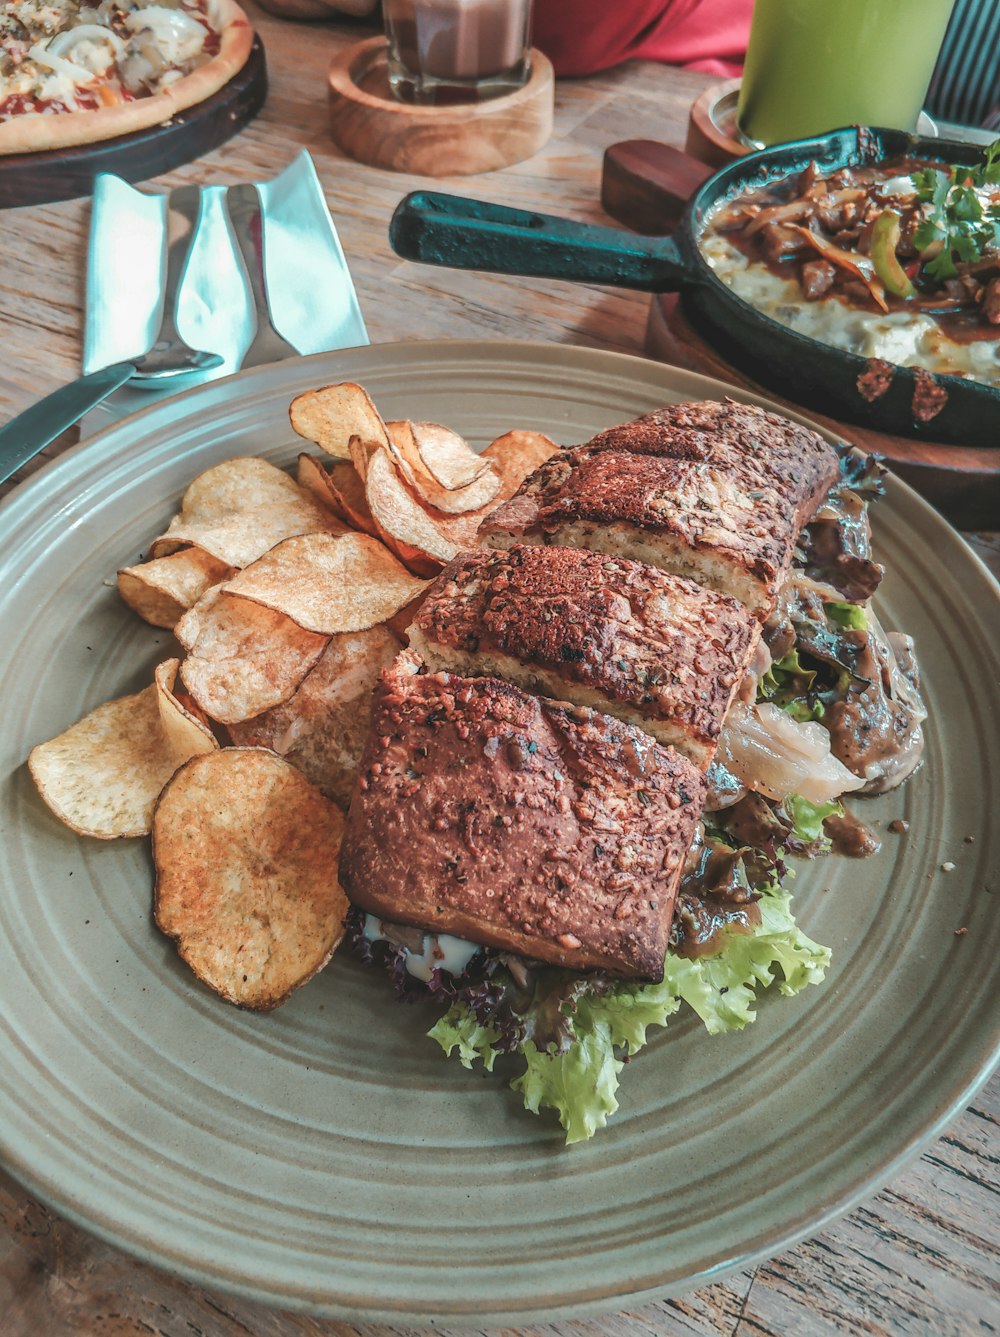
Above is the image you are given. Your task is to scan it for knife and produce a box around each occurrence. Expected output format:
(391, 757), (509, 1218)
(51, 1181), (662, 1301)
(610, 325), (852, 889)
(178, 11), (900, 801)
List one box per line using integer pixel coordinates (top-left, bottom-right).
(0, 362), (137, 486)
(0, 187), (222, 488)
(226, 183), (300, 369)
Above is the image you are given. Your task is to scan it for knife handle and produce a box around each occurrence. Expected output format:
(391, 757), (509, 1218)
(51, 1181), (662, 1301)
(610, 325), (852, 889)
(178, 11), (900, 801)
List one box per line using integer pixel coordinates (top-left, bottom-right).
(389, 191), (693, 292)
(0, 361), (135, 487)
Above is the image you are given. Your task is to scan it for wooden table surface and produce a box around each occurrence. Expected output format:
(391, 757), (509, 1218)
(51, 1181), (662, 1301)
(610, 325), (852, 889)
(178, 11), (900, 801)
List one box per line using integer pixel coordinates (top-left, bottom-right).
(0, 6), (997, 1334)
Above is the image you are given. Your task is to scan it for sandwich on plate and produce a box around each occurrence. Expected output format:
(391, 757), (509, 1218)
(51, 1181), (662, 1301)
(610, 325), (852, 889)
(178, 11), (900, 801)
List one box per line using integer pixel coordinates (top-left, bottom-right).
(339, 399), (927, 1141)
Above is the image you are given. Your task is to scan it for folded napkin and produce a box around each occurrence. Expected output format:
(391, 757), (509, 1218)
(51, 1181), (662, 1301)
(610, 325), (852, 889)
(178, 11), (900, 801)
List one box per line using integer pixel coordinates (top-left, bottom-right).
(83, 151), (369, 423)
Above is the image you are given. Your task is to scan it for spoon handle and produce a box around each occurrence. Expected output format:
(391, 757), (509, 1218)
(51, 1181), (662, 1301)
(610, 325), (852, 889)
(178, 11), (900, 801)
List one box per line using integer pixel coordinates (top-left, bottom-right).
(0, 361), (135, 487)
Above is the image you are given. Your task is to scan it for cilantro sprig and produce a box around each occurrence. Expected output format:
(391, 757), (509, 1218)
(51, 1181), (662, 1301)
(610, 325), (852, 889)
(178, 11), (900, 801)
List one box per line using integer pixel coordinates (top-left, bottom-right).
(910, 139), (1000, 283)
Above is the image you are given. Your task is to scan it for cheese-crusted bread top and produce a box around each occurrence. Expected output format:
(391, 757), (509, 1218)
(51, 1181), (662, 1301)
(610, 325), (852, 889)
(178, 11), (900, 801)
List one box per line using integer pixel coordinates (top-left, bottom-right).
(408, 544), (758, 770)
(339, 655), (706, 981)
(480, 399), (840, 618)
(583, 399), (837, 488)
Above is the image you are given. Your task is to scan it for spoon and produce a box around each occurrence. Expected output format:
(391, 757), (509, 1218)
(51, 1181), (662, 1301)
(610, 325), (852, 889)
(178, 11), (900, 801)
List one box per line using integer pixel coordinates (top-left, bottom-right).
(0, 185), (223, 488)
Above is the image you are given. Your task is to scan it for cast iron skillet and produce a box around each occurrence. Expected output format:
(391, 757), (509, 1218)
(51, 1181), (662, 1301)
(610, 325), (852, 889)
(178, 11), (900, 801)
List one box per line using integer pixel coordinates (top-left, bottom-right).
(389, 126), (1000, 450)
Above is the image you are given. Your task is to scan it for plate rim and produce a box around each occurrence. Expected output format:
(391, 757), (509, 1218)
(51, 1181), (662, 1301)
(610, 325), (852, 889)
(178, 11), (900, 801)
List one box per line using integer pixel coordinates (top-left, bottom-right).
(1, 338), (998, 1323)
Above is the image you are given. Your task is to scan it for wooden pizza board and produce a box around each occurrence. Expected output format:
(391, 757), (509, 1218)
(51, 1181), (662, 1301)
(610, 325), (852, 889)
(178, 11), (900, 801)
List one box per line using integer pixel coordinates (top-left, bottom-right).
(0, 39), (268, 208)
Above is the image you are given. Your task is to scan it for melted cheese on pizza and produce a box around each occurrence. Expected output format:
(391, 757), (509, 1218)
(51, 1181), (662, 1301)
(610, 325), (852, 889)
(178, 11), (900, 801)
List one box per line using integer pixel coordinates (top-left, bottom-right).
(0, 0), (219, 114)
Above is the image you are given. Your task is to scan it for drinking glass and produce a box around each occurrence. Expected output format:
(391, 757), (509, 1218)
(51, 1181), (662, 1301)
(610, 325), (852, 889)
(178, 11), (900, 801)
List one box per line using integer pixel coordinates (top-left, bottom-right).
(736, 0), (957, 148)
(383, 0), (534, 104)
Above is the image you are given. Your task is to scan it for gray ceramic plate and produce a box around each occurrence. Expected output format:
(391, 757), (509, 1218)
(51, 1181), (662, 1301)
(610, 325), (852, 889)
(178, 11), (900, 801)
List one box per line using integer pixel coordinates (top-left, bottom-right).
(1, 341), (997, 1325)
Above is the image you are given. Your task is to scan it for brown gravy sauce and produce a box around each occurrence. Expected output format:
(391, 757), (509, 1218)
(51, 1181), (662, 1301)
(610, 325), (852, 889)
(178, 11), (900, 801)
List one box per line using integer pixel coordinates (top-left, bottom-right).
(710, 156), (999, 346)
(824, 807), (881, 858)
(674, 837), (762, 959)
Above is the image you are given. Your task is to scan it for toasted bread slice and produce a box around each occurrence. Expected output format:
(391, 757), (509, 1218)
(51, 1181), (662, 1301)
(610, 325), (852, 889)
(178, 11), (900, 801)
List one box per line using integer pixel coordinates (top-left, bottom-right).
(407, 545), (758, 771)
(339, 654), (705, 981)
(480, 400), (839, 619)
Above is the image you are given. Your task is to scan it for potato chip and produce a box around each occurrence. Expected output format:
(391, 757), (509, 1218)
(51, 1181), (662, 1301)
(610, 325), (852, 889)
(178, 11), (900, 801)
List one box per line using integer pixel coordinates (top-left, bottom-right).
(228, 626), (400, 807)
(221, 532), (429, 635)
(417, 467), (501, 516)
(117, 547), (233, 630)
(173, 582), (226, 652)
(383, 419), (425, 485)
(411, 421), (491, 490)
(480, 429), (562, 502)
(347, 432), (378, 484)
(289, 382), (391, 464)
(385, 421), (500, 516)
(297, 453), (379, 537)
(327, 461), (379, 536)
(154, 659), (219, 753)
(179, 591), (329, 724)
(28, 658), (217, 839)
(153, 749), (349, 1011)
(299, 456), (355, 530)
(296, 453), (349, 521)
(386, 590), (429, 643)
(150, 458), (343, 568)
(364, 449), (485, 575)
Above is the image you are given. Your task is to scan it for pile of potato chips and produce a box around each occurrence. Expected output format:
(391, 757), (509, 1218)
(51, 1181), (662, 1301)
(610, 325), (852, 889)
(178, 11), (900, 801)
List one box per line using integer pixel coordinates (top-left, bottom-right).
(28, 383), (559, 1011)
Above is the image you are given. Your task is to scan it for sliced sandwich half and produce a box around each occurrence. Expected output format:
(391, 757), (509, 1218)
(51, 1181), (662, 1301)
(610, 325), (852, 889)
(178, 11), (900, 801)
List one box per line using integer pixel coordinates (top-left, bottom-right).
(407, 543), (759, 771)
(479, 400), (839, 620)
(339, 652), (705, 981)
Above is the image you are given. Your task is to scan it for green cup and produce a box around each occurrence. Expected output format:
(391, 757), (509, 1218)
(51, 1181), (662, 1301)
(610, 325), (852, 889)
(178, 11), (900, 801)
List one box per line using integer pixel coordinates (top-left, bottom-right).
(736, 0), (957, 148)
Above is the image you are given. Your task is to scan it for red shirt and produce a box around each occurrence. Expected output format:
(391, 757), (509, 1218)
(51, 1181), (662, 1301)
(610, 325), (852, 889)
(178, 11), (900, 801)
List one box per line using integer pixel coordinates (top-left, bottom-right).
(532, 0), (754, 78)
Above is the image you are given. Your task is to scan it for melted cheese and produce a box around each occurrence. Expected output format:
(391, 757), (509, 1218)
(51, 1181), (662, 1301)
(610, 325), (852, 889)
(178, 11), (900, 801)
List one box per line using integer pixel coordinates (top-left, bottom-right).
(0, 0), (216, 111)
(363, 914), (481, 983)
(123, 5), (206, 64)
(47, 24), (125, 71)
(701, 209), (1000, 389)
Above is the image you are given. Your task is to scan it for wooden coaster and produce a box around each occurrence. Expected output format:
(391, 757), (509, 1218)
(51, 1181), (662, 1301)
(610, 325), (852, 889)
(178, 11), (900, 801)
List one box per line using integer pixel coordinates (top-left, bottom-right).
(0, 40), (267, 209)
(646, 293), (1000, 530)
(685, 79), (748, 169)
(328, 37), (553, 175)
(684, 80), (941, 172)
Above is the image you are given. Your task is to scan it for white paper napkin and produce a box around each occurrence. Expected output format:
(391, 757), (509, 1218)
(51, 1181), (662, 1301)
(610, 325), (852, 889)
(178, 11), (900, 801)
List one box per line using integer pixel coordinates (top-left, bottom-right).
(83, 151), (369, 424)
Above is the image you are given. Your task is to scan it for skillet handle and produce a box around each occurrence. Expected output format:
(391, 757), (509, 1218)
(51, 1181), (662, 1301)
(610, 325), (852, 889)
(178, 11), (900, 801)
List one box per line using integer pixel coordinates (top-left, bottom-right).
(389, 192), (693, 292)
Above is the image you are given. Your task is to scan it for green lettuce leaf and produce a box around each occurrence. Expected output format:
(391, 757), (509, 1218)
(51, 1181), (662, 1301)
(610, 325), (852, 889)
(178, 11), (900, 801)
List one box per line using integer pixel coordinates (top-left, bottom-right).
(759, 647), (816, 698)
(785, 793), (843, 844)
(576, 978), (683, 1053)
(429, 1008), (501, 1072)
(426, 883), (831, 1143)
(824, 600), (868, 631)
(783, 698), (825, 723)
(513, 1028), (624, 1144)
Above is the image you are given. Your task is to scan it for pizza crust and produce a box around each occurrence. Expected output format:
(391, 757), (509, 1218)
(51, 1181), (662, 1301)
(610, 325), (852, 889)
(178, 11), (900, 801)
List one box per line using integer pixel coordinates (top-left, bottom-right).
(0, 0), (254, 156)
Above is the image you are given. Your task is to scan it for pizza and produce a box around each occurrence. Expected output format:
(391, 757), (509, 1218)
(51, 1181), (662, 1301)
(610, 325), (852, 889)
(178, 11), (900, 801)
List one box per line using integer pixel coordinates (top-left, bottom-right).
(0, 0), (254, 154)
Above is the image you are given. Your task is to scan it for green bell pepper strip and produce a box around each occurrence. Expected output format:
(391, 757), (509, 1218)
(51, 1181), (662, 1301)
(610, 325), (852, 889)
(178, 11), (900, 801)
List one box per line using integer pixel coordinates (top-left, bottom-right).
(870, 211), (916, 300)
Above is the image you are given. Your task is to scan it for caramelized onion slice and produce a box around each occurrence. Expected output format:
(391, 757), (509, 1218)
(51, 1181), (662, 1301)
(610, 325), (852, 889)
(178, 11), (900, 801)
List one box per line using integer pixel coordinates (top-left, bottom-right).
(786, 225), (889, 312)
(718, 701), (864, 807)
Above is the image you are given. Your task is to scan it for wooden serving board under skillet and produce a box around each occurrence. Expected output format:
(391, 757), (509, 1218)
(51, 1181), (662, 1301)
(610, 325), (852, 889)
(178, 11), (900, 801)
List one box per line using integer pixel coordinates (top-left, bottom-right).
(601, 138), (1000, 530)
